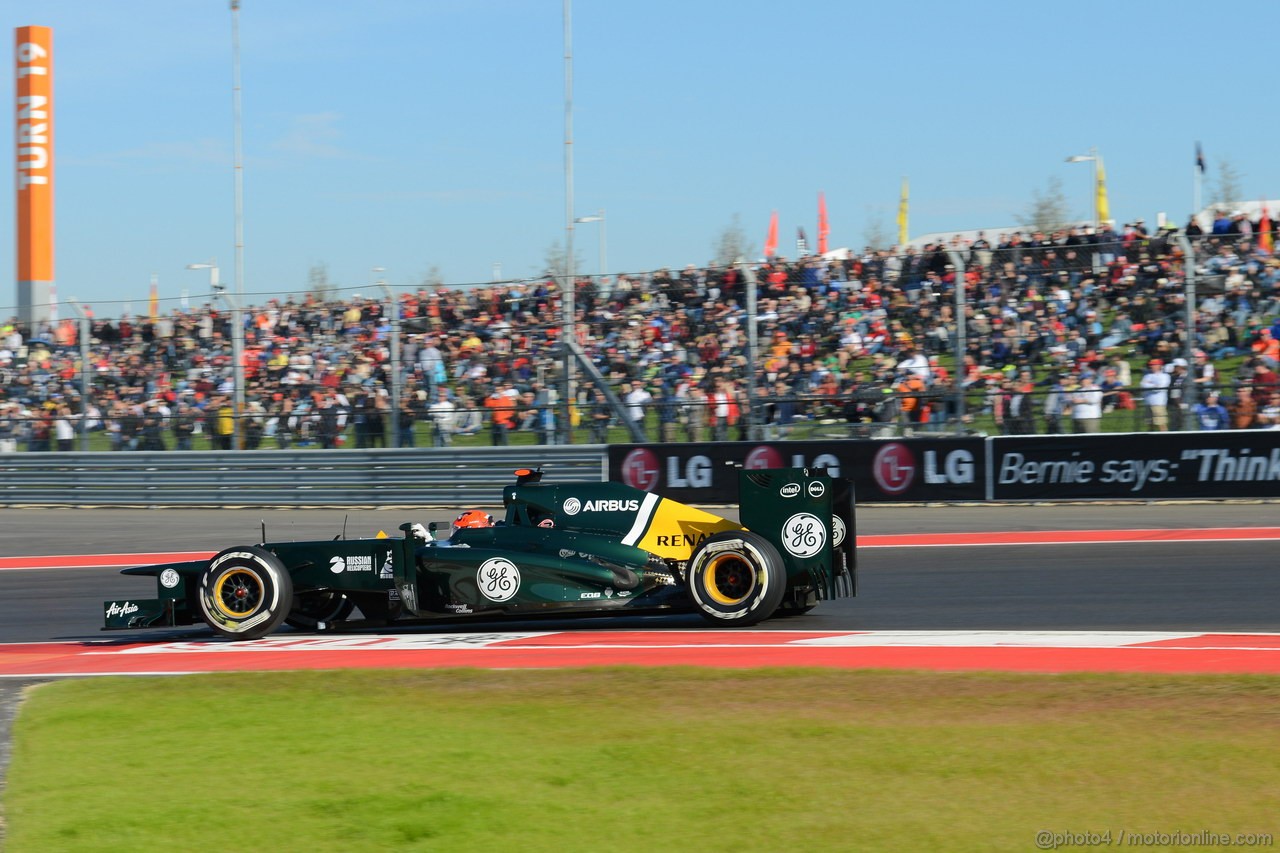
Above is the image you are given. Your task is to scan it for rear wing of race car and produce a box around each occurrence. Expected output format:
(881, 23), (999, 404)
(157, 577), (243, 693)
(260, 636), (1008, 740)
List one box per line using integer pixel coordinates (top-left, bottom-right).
(497, 465), (854, 602)
(737, 467), (856, 600)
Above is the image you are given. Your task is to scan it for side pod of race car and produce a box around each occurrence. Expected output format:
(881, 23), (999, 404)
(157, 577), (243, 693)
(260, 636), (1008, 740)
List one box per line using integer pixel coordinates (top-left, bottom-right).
(103, 466), (856, 640)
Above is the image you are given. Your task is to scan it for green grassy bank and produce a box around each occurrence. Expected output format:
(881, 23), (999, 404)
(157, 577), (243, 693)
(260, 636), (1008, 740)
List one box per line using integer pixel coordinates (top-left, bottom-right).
(7, 669), (1278, 851)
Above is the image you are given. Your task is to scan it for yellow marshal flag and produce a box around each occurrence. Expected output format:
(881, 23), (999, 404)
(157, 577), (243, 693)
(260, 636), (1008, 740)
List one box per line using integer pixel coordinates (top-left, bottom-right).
(1095, 156), (1110, 225)
(897, 177), (909, 246)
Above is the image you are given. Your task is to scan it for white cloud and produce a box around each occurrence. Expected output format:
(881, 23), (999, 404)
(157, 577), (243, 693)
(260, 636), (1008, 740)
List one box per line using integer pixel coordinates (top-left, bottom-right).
(269, 112), (368, 161)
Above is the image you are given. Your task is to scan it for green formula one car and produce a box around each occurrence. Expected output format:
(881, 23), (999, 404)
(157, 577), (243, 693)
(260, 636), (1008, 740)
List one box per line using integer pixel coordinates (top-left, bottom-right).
(104, 466), (856, 640)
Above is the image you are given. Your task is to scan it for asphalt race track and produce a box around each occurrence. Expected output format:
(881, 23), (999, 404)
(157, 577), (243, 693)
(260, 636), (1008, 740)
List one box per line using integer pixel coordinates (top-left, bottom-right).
(0, 503), (1277, 645)
(3, 505), (1276, 820)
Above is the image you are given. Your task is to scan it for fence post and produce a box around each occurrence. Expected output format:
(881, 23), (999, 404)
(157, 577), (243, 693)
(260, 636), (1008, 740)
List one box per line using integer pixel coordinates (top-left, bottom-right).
(379, 279), (401, 449)
(740, 259), (761, 439)
(946, 249), (969, 434)
(1177, 235), (1198, 417)
(67, 298), (92, 452)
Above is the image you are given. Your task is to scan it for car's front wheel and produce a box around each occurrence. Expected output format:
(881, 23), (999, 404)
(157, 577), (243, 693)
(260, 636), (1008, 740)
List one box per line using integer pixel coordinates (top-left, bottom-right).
(687, 531), (786, 626)
(198, 546), (293, 640)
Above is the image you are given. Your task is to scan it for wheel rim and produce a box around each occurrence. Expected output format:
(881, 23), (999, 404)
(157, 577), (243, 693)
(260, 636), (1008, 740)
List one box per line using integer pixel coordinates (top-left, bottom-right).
(214, 568), (264, 618)
(703, 553), (757, 606)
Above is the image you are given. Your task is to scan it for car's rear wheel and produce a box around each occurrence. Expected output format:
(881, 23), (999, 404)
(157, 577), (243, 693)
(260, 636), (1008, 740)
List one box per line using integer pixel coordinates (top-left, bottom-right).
(687, 531), (786, 626)
(285, 590), (355, 631)
(198, 546), (293, 640)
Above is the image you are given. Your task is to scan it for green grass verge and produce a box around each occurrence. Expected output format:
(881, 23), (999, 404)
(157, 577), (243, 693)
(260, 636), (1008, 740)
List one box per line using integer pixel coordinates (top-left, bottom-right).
(6, 669), (1279, 852)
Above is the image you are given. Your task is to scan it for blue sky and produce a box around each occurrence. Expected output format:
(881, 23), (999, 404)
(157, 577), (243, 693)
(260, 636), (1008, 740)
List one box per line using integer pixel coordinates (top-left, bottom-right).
(5, 0), (1279, 314)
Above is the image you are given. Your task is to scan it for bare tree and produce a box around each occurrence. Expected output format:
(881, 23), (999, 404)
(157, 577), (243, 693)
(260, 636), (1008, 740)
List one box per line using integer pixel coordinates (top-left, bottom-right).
(862, 206), (890, 251)
(1211, 157), (1244, 208)
(712, 214), (755, 265)
(541, 240), (585, 279)
(1019, 176), (1070, 232)
(415, 265), (444, 291)
(308, 262), (335, 302)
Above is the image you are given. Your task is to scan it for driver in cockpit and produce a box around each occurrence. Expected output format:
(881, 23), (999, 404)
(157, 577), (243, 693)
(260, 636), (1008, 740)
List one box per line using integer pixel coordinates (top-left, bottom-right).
(409, 510), (494, 544)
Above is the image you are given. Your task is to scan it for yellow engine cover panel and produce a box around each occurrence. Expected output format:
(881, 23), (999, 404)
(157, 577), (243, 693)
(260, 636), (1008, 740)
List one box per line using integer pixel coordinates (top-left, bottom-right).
(633, 499), (744, 560)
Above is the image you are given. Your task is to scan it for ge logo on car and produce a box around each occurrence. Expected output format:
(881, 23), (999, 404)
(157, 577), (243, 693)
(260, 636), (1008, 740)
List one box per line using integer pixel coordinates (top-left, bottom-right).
(477, 557), (521, 602)
(782, 512), (826, 558)
(562, 497), (582, 516)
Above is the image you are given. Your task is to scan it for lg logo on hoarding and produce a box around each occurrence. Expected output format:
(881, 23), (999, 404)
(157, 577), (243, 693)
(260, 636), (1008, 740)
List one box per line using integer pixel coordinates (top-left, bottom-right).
(872, 443), (916, 495)
(621, 449), (715, 491)
(746, 446), (842, 477)
(620, 448), (660, 492)
(873, 443), (976, 495)
(744, 446), (784, 469)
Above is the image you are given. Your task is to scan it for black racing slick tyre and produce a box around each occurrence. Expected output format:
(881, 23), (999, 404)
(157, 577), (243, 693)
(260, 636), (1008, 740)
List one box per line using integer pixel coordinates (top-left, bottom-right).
(687, 531), (787, 626)
(198, 546), (294, 640)
(285, 591), (355, 631)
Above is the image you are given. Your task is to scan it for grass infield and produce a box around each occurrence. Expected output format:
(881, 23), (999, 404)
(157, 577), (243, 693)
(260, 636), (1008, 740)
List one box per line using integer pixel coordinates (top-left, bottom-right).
(6, 669), (1278, 852)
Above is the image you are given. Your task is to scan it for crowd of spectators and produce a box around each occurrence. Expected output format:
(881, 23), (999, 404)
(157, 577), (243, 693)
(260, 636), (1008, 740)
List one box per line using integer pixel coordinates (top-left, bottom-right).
(2, 209), (1279, 453)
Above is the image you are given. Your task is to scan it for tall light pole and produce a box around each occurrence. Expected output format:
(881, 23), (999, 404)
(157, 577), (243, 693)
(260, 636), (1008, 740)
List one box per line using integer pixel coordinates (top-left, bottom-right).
(230, 0), (245, 333)
(230, 1), (246, 449)
(561, 0), (576, 444)
(188, 261), (243, 450)
(574, 209), (606, 280)
(1065, 147), (1099, 229)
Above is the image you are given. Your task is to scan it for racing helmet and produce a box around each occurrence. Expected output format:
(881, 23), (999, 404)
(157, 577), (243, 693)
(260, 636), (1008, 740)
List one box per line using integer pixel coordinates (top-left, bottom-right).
(453, 510), (494, 531)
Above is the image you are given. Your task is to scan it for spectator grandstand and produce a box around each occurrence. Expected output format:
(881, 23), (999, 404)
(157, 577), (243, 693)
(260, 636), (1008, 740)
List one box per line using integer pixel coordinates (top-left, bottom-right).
(1, 214), (1278, 451)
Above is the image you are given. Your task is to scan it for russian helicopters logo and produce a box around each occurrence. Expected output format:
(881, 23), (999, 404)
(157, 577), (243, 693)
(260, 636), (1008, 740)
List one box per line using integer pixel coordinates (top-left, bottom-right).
(330, 555), (373, 574)
(563, 497), (639, 515)
(872, 443), (916, 496)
